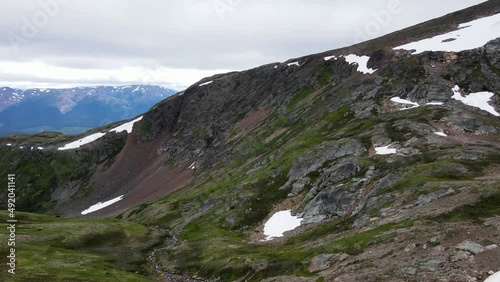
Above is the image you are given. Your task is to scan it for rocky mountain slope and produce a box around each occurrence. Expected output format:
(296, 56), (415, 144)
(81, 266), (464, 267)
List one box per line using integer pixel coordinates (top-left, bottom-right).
(1, 1), (500, 281)
(0, 85), (175, 135)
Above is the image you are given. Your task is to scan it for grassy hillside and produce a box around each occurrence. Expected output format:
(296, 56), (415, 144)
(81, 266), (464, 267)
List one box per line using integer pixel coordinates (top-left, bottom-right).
(0, 212), (164, 282)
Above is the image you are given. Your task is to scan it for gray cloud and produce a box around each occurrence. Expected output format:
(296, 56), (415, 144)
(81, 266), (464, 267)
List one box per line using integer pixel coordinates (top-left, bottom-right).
(0, 0), (489, 89)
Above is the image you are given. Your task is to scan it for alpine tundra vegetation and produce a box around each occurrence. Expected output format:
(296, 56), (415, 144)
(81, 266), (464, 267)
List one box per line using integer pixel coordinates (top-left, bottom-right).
(1, 1), (500, 281)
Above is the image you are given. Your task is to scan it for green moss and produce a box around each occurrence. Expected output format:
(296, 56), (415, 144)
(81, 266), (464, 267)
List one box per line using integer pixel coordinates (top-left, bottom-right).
(128, 203), (149, 217)
(285, 216), (355, 246)
(0, 211), (163, 282)
(289, 87), (313, 109)
(321, 220), (413, 255)
(431, 192), (500, 223)
(312, 64), (334, 86)
(378, 159), (481, 195)
(234, 173), (290, 229)
(384, 121), (410, 142)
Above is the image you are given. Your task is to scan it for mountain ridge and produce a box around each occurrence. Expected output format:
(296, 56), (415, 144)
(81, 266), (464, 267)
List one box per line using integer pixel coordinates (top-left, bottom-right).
(0, 2), (499, 281)
(0, 85), (176, 135)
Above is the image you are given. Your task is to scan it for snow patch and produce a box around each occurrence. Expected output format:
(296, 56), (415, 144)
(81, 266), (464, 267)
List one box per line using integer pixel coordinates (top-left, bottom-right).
(485, 271), (500, 282)
(344, 54), (376, 74)
(199, 81), (213, 87)
(375, 145), (397, 155)
(287, 61), (300, 67)
(59, 116), (143, 150)
(324, 55), (337, 61)
(110, 116), (143, 134)
(262, 210), (303, 241)
(58, 132), (106, 151)
(451, 85), (499, 116)
(188, 162), (196, 170)
(394, 13), (500, 54)
(81, 195), (124, 215)
(391, 97), (420, 110)
(6, 143), (12, 146)
(426, 102), (444, 106)
(434, 132), (447, 137)
(37, 147), (44, 150)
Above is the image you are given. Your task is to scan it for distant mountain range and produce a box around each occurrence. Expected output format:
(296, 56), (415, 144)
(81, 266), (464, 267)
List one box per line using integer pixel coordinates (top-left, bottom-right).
(0, 85), (176, 135)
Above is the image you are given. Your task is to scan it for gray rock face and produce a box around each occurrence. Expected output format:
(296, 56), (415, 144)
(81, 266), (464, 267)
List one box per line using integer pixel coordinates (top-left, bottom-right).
(290, 177), (311, 195)
(415, 188), (455, 206)
(282, 140), (365, 193)
(309, 158), (362, 193)
(419, 258), (444, 272)
(450, 251), (472, 263)
(299, 181), (363, 224)
(456, 240), (485, 254)
(398, 267), (417, 276)
(308, 253), (349, 272)
(371, 135), (392, 148)
(446, 104), (500, 135)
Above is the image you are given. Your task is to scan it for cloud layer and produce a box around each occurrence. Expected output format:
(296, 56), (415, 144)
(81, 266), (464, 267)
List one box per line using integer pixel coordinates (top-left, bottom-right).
(0, 0), (488, 90)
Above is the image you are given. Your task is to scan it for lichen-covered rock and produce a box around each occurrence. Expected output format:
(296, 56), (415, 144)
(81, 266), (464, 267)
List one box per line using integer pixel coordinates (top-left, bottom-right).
(282, 140), (365, 192)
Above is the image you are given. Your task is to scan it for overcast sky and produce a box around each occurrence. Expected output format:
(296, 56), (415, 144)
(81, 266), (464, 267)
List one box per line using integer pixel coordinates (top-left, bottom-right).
(0, 0), (488, 90)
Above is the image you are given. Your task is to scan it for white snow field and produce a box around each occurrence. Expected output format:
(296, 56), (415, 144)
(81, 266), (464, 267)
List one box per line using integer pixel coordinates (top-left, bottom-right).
(81, 195), (124, 215)
(394, 13), (500, 54)
(451, 86), (499, 116)
(344, 54), (377, 74)
(110, 116), (143, 133)
(426, 102), (445, 106)
(58, 116), (144, 150)
(199, 80), (213, 87)
(375, 145), (397, 155)
(188, 162), (196, 170)
(390, 97), (420, 110)
(263, 210), (303, 241)
(434, 132), (447, 137)
(58, 132), (106, 151)
(287, 61), (300, 67)
(485, 271), (500, 282)
(324, 55), (337, 61)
